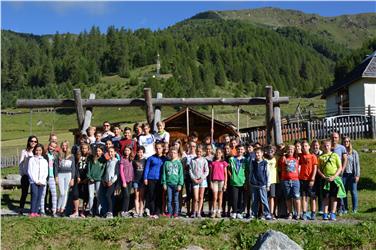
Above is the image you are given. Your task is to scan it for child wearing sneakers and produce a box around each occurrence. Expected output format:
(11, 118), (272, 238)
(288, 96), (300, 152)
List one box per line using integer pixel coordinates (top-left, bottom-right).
(299, 140), (318, 220)
(317, 140), (346, 221)
(162, 147), (184, 218)
(228, 144), (248, 219)
(247, 147), (272, 220)
(278, 145), (301, 220)
(209, 148), (228, 218)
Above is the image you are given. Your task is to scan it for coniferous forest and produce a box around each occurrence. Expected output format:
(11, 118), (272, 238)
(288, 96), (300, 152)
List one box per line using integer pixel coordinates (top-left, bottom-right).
(2, 11), (376, 108)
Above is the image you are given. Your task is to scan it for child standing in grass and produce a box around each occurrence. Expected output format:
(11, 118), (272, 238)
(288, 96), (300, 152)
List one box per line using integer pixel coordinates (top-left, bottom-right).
(57, 141), (75, 216)
(182, 141), (197, 217)
(190, 145), (209, 218)
(278, 145), (301, 220)
(119, 146), (135, 217)
(162, 147), (184, 218)
(144, 142), (167, 218)
(311, 139), (323, 214)
(299, 140), (318, 220)
(133, 146), (146, 217)
(87, 146), (106, 216)
(317, 140), (346, 221)
(247, 147), (272, 220)
(70, 143), (90, 218)
(40, 142), (59, 217)
(28, 144), (48, 217)
(209, 148), (228, 218)
(102, 147), (119, 218)
(264, 145), (278, 219)
(228, 145), (248, 219)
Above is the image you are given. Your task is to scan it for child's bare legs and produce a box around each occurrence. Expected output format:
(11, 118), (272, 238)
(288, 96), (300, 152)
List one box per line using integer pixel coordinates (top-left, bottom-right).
(134, 189), (140, 214)
(139, 188), (145, 214)
(198, 187), (205, 214)
(302, 195), (308, 212)
(269, 197), (275, 216)
(193, 188), (199, 214)
(311, 197), (316, 212)
(212, 191), (218, 213)
(330, 198), (337, 213)
(218, 191), (223, 214)
(286, 199), (293, 216)
(294, 198), (301, 216)
(323, 197), (329, 213)
(72, 200), (79, 215)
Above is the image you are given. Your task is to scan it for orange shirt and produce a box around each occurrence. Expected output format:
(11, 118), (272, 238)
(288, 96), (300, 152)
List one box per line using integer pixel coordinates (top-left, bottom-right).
(298, 153), (318, 180)
(230, 148), (237, 157)
(278, 156), (299, 181)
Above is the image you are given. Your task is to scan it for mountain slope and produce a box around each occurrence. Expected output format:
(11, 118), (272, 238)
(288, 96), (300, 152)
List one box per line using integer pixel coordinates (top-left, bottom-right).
(190, 7), (376, 49)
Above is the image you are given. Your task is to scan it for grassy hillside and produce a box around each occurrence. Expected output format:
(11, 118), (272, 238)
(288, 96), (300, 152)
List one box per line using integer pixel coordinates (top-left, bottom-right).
(191, 7), (376, 49)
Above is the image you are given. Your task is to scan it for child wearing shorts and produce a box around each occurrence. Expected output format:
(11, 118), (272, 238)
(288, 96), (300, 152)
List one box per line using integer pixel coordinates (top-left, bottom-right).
(264, 145), (278, 219)
(189, 145), (209, 218)
(133, 146), (146, 217)
(299, 140), (318, 220)
(209, 148), (228, 218)
(278, 145), (301, 220)
(317, 140), (346, 221)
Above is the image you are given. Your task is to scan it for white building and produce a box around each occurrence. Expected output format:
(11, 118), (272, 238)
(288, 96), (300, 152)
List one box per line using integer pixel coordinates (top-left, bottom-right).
(322, 51), (376, 116)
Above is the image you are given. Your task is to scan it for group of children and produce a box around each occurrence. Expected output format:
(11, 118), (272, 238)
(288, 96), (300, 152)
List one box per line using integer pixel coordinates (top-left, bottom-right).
(19, 121), (360, 221)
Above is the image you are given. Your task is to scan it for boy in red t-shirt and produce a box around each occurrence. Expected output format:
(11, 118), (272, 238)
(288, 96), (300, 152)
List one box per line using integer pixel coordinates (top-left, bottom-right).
(299, 140), (318, 220)
(278, 145), (301, 220)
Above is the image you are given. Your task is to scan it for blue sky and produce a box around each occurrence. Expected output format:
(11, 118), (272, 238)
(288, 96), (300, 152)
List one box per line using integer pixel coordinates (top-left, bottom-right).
(2, 1), (375, 35)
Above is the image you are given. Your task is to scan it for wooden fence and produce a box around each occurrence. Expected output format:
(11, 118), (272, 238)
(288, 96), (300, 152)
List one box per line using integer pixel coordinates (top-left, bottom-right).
(1, 155), (19, 168)
(241, 115), (376, 144)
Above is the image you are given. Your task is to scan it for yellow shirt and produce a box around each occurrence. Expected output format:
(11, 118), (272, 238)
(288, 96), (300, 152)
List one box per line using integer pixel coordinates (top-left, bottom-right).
(266, 158), (278, 184)
(319, 152), (341, 177)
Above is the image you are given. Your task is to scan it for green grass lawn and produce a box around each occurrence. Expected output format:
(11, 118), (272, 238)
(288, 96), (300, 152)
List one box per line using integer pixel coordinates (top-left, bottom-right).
(1, 139), (375, 249)
(1, 217), (375, 250)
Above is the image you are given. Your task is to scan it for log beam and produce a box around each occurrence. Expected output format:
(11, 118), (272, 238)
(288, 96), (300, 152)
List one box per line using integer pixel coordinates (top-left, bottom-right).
(17, 97), (289, 108)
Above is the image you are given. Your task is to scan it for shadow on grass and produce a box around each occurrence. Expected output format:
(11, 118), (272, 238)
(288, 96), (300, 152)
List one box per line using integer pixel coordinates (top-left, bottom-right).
(358, 177), (376, 191)
(365, 207), (376, 213)
(1, 194), (29, 212)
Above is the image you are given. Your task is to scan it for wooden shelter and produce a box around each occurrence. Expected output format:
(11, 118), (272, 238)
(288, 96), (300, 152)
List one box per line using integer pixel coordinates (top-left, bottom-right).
(163, 108), (238, 142)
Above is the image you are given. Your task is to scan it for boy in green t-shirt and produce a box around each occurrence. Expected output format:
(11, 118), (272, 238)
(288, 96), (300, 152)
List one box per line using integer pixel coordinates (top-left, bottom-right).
(317, 139), (343, 221)
(162, 147), (184, 218)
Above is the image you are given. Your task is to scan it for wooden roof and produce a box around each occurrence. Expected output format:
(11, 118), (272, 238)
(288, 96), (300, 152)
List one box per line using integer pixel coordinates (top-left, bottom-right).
(163, 108), (238, 141)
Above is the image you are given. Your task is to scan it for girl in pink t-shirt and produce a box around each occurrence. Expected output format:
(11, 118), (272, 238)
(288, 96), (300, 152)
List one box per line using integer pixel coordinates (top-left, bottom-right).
(209, 148), (228, 218)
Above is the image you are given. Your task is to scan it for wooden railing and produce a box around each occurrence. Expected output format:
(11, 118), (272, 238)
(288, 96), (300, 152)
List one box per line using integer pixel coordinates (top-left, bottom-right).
(1, 155), (19, 168)
(241, 115), (376, 144)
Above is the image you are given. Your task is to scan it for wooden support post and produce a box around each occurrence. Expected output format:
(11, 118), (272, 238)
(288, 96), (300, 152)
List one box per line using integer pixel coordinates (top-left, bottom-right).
(81, 93), (96, 135)
(265, 86), (274, 145)
(154, 92), (162, 132)
(273, 91), (283, 145)
(237, 106), (240, 134)
(73, 89), (85, 129)
(144, 88), (154, 126)
(186, 107), (190, 137)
